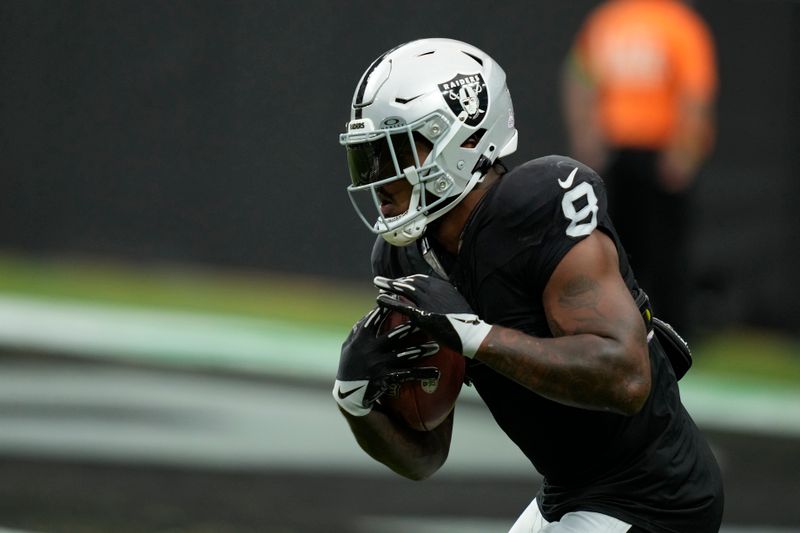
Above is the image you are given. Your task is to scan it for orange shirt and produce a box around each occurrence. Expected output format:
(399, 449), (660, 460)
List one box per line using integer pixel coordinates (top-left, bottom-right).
(573, 0), (717, 149)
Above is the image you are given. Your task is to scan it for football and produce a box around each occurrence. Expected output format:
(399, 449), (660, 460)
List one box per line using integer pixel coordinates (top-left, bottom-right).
(379, 301), (466, 432)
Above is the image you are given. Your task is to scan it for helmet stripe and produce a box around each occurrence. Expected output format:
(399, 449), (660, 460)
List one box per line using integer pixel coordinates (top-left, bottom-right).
(353, 41), (411, 118)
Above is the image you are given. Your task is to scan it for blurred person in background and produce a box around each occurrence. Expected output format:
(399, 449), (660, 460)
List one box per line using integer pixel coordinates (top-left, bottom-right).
(334, 38), (722, 532)
(561, 0), (718, 335)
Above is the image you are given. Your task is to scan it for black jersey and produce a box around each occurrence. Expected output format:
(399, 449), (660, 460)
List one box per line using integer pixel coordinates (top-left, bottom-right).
(371, 156), (723, 532)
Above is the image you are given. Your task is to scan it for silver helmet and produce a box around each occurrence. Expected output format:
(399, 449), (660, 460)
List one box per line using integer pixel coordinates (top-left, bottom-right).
(340, 38), (518, 246)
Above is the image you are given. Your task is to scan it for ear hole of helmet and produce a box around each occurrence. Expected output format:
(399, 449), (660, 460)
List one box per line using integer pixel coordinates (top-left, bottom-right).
(412, 131), (433, 161)
(460, 128), (487, 149)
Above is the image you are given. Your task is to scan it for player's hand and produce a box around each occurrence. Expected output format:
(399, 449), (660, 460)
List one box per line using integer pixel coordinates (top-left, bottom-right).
(333, 306), (440, 417)
(374, 275), (492, 359)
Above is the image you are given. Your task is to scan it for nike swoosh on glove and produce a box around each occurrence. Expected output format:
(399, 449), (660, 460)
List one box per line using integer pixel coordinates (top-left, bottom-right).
(374, 274), (492, 358)
(333, 306), (440, 417)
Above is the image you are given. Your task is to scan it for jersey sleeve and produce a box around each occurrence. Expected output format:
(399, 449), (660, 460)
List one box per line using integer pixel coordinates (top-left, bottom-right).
(498, 156), (612, 293)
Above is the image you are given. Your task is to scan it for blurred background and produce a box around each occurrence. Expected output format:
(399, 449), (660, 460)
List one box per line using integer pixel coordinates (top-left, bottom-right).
(0, 1), (797, 532)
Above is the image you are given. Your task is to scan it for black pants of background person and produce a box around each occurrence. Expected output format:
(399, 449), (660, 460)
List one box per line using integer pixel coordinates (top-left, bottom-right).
(603, 149), (692, 336)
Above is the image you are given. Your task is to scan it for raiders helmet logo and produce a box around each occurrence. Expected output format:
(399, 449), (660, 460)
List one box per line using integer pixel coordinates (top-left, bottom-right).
(438, 73), (488, 127)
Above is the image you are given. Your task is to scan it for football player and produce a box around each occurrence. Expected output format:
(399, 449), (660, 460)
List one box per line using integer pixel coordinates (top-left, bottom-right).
(333, 38), (723, 533)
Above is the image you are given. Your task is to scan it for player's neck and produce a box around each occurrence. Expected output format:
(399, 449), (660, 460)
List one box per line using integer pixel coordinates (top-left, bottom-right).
(431, 169), (501, 255)
(431, 202), (473, 255)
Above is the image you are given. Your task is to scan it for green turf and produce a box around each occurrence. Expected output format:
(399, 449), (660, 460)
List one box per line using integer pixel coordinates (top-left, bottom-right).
(690, 330), (800, 389)
(0, 253), (375, 333)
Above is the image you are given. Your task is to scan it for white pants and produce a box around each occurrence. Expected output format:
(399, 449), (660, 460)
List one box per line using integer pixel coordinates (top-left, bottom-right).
(509, 498), (632, 533)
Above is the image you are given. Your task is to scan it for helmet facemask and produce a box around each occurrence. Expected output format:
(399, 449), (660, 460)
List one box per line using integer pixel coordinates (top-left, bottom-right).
(341, 113), (461, 246)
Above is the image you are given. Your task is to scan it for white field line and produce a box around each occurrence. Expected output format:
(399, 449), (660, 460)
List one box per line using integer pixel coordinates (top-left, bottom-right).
(0, 294), (798, 436)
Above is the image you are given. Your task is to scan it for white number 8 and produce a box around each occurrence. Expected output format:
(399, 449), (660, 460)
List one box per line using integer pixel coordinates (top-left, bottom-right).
(561, 181), (598, 237)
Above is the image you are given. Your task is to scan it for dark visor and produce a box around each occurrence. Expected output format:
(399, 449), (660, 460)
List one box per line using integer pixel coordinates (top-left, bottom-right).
(346, 131), (416, 187)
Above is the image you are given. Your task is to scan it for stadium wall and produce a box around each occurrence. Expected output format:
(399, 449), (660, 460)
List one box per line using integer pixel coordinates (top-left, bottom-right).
(0, 0), (796, 331)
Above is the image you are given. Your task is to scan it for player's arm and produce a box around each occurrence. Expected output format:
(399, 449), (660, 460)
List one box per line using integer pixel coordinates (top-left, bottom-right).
(659, 9), (718, 192)
(481, 230), (650, 414)
(338, 408), (453, 480)
(376, 231), (650, 416)
(332, 306), (452, 480)
(658, 81), (716, 192)
(561, 39), (607, 172)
